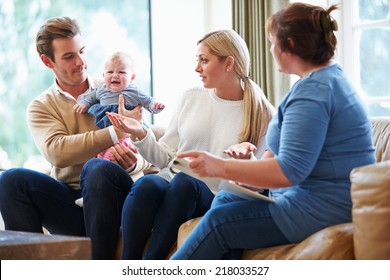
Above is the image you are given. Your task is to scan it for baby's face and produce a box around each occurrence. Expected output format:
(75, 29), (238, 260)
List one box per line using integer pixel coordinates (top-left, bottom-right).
(103, 61), (135, 92)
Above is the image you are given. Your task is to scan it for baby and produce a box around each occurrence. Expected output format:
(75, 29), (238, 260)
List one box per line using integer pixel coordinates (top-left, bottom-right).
(74, 51), (165, 160)
(73, 51), (165, 207)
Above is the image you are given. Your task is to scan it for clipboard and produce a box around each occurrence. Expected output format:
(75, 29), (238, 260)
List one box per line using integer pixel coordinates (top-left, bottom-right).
(219, 180), (274, 202)
(171, 158), (274, 202)
(170, 157), (222, 187)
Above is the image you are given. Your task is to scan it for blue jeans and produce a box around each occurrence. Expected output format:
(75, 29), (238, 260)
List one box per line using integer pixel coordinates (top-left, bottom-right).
(121, 172), (215, 259)
(170, 191), (289, 260)
(0, 158), (133, 259)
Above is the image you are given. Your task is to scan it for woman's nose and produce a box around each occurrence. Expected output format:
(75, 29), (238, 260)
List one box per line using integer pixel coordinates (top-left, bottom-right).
(195, 62), (201, 73)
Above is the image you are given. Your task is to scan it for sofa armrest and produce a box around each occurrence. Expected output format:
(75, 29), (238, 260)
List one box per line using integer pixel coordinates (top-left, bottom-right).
(351, 160), (390, 259)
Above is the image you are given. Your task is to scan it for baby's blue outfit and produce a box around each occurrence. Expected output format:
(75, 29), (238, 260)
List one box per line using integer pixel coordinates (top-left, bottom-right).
(80, 83), (161, 129)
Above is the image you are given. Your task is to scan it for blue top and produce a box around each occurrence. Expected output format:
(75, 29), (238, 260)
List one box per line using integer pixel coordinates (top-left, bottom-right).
(267, 63), (376, 243)
(80, 83), (162, 114)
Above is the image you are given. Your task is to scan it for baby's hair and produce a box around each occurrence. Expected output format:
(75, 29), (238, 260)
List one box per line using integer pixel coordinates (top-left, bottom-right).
(105, 51), (136, 72)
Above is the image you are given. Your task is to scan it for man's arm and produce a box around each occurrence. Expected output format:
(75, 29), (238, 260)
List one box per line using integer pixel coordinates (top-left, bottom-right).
(28, 93), (114, 167)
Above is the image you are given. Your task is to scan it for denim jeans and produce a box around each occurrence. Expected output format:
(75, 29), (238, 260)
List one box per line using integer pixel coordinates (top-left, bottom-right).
(0, 158), (133, 259)
(170, 191), (289, 260)
(121, 172), (215, 259)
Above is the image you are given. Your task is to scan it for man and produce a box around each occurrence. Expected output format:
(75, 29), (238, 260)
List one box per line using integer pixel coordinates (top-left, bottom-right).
(0, 17), (149, 259)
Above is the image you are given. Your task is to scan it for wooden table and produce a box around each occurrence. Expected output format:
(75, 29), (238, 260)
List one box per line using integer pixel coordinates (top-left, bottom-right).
(0, 230), (91, 259)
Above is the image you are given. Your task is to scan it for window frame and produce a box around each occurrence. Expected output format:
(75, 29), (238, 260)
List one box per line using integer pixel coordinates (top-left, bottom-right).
(342, 0), (390, 114)
(0, 0), (152, 168)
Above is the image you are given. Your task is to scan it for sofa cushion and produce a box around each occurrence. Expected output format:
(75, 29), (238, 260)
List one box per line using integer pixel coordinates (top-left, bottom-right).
(351, 160), (390, 259)
(177, 218), (354, 259)
(242, 223), (354, 260)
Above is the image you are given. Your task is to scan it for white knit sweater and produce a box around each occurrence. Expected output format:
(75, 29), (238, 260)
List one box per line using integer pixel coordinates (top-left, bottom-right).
(132, 87), (266, 193)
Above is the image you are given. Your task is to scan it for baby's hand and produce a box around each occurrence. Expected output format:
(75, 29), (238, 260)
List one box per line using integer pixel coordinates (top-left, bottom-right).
(73, 103), (87, 113)
(151, 101), (165, 110)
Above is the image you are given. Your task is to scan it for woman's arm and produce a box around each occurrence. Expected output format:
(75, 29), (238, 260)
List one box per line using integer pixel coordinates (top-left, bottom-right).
(177, 150), (292, 189)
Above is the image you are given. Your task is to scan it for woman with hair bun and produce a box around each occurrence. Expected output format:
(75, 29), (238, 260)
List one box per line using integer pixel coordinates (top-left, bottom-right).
(171, 3), (375, 260)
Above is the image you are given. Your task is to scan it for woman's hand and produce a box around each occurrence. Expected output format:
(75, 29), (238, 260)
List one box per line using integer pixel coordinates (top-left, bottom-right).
(106, 112), (146, 140)
(223, 142), (257, 159)
(177, 150), (225, 178)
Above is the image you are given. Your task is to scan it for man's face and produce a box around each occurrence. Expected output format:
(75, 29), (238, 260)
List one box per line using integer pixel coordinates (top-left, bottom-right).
(43, 34), (88, 91)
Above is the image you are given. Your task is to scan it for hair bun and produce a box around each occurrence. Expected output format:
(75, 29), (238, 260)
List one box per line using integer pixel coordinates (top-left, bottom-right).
(331, 19), (338, 31)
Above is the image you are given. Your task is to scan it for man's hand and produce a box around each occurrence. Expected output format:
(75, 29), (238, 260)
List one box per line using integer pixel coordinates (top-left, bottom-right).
(109, 143), (138, 171)
(117, 94), (143, 122)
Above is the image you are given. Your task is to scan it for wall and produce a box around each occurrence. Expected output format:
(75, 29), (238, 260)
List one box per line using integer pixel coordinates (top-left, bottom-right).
(150, 0), (232, 126)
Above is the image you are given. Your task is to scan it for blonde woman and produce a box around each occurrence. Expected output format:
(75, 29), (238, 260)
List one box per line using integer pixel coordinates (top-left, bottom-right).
(107, 30), (275, 259)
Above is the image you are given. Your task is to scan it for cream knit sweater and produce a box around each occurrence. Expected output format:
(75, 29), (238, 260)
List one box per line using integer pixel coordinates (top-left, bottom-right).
(133, 87), (267, 193)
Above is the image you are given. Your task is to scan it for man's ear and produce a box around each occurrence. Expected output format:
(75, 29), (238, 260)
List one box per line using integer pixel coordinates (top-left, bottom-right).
(41, 55), (54, 69)
(131, 73), (136, 81)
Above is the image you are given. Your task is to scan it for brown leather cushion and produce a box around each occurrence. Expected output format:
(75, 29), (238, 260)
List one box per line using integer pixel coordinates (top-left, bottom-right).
(351, 160), (390, 259)
(242, 223), (354, 260)
(177, 218), (354, 260)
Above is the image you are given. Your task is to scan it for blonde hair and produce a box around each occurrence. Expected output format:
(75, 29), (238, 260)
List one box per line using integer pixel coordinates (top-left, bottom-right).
(198, 30), (275, 145)
(105, 51), (135, 72)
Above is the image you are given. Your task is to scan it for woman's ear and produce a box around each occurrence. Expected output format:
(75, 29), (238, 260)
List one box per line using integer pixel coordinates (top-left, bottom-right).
(287, 38), (295, 49)
(225, 56), (235, 72)
(41, 55), (54, 69)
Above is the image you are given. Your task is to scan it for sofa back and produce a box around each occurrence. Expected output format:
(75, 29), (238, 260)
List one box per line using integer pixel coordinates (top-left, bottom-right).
(371, 117), (390, 162)
(351, 117), (390, 260)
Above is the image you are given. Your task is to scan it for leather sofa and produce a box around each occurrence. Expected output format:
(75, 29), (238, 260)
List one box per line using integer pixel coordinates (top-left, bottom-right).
(176, 117), (390, 260)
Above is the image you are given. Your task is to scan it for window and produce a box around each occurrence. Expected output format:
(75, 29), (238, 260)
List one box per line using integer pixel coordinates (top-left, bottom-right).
(151, 0), (232, 127)
(0, 0), (151, 169)
(343, 0), (390, 117)
(290, 0), (390, 117)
